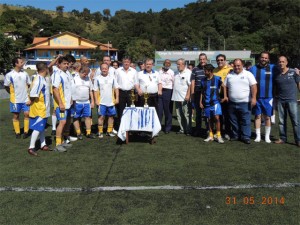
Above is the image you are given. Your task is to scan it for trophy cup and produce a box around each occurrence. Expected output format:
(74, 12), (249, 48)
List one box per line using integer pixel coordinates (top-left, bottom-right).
(144, 87), (149, 108)
(130, 88), (135, 107)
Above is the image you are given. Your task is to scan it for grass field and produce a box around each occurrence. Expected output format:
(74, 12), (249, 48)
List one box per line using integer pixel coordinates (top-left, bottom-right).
(0, 98), (299, 225)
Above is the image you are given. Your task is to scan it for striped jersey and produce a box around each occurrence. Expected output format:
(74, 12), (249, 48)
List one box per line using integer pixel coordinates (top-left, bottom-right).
(4, 69), (31, 103)
(29, 74), (50, 118)
(200, 75), (222, 107)
(191, 65), (205, 92)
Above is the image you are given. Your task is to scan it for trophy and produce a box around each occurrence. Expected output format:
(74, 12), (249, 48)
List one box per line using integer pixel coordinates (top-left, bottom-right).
(130, 88), (136, 107)
(144, 86), (149, 108)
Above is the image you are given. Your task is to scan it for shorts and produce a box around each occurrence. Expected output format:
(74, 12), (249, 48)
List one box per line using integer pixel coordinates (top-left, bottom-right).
(253, 98), (273, 116)
(204, 103), (222, 118)
(55, 107), (71, 121)
(30, 117), (47, 132)
(74, 103), (91, 119)
(98, 105), (116, 117)
(10, 102), (29, 113)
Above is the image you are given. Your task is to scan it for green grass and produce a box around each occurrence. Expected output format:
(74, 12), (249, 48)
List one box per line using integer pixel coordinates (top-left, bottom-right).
(0, 98), (299, 225)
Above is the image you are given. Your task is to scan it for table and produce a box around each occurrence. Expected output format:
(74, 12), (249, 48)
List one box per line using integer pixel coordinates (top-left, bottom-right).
(117, 107), (161, 143)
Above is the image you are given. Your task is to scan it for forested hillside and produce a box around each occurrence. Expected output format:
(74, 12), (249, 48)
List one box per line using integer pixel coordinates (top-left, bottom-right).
(0, 0), (299, 64)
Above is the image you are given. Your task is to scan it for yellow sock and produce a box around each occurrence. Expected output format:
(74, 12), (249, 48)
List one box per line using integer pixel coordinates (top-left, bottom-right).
(56, 136), (62, 146)
(209, 131), (213, 137)
(98, 125), (103, 133)
(217, 131), (221, 137)
(76, 129), (81, 135)
(86, 129), (91, 135)
(107, 124), (113, 133)
(13, 119), (20, 134)
(24, 118), (29, 133)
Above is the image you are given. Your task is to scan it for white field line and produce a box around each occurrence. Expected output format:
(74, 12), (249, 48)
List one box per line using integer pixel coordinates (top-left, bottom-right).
(0, 182), (299, 193)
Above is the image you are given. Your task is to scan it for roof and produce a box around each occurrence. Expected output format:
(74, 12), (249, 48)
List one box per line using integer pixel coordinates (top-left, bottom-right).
(32, 37), (48, 44)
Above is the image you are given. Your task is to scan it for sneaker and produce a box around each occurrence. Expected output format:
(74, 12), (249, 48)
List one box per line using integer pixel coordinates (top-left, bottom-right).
(112, 129), (118, 134)
(216, 136), (224, 144)
(106, 132), (116, 137)
(86, 134), (96, 139)
(254, 136), (261, 142)
(40, 145), (51, 151)
(28, 148), (38, 156)
(204, 136), (214, 142)
(16, 133), (21, 139)
(53, 145), (67, 152)
(176, 130), (184, 134)
(265, 138), (271, 143)
(23, 133), (30, 139)
(68, 136), (78, 142)
(192, 118), (195, 123)
(51, 130), (56, 136)
(77, 134), (83, 140)
(224, 134), (231, 141)
(98, 132), (103, 138)
(61, 142), (72, 148)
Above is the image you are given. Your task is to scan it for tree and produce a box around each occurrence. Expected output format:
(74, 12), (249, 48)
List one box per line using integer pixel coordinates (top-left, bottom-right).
(126, 39), (155, 62)
(90, 47), (104, 61)
(103, 9), (111, 21)
(0, 33), (16, 70)
(56, 6), (64, 17)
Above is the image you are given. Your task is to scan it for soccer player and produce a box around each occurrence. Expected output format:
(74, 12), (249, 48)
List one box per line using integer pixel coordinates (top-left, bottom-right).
(28, 62), (51, 156)
(200, 64), (228, 143)
(4, 57), (31, 139)
(52, 56), (73, 152)
(94, 63), (119, 138)
(72, 66), (95, 139)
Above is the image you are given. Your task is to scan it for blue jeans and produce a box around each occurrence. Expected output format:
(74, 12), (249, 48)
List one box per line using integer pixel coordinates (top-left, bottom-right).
(277, 101), (300, 143)
(228, 102), (251, 140)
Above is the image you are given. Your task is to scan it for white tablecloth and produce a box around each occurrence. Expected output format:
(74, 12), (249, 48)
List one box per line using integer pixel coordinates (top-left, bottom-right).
(117, 107), (161, 141)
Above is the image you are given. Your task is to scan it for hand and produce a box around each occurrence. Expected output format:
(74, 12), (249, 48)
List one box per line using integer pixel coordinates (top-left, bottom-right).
(200, 103), (204, 109)
(251, 98), (256, 108)
(138, 89), (143, 96)
(26, 100), (31, 106)
(221, 97), (228, 103)
(90, 102), (94, 109)
(59, 103), (65, 111)
(295, 68), (300, 75)
(158, 90), (162, 96)
(184, 95), (190, 102)
(114, 98), (119, 105)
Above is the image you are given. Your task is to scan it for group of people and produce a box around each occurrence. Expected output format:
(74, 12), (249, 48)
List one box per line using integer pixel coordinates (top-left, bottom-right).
(3, 51), (300, 156)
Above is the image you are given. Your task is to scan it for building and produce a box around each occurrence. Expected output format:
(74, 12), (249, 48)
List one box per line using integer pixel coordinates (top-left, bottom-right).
(24, 31), (118, 61)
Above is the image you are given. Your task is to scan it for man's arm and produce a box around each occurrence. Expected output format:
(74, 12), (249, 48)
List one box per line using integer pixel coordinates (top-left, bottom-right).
(114, 88), (119, 105)
(250, 84), (257, 108)
(53, 87), (65, 111)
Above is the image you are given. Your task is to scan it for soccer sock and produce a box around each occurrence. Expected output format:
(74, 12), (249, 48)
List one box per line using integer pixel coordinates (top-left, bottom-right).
(29, 130), (40, 149)
(217, 131), (221, 137)
(107, 124), (113, 133)
(24, 118), (29, 133)
(52, 115), (57, 130)
(255, 128), (261, 137)
(76, 129), (81, 135)
(40, 131), (46, 148)
(265, 126), (271, 141)
(56, 136), (62, 146)
(98, 125), (103, 134)
(86, 129), (91, 135)
(271, 115), (275, 124)
(209, 131), (213, 137)
(13, 119), (20, 134)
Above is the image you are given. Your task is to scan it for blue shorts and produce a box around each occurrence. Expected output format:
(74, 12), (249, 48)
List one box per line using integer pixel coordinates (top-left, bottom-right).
(253, 98), (273, 116)
(55, 107), (71, 121)
(30, 117), (47, 132)
(74, 103), (91, 119)
(98, 105), (116, 116)
(10, 102), (29, 113)
(204, 103), (222, 118)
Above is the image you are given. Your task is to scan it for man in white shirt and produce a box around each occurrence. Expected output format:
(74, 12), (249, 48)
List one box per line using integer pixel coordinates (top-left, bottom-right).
(171, 58), (192, 135)
(95, 55), (116, 79)
(158, 59), (174, 134)
(94, 63), (119, 138)
(224, 59), (257, 144)
(135, 58), (162, 113)
(4, 57), (31, 139)
(115, 56), (137, 119)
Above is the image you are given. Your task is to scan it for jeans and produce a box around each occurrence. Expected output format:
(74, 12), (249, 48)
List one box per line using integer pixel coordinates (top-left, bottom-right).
(193, 91), (202, 131)
(158, 89), (173, 132)
(175, 101), (192, 133)
(277, 101), (300, 143)
(228, 101), (251, 140)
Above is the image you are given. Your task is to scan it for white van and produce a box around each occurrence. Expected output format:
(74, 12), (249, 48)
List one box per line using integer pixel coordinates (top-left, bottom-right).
(24, 59), (52, 70)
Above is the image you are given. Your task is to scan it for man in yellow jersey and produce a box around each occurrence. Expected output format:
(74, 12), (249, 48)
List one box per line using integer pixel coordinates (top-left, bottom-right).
(28, 62), (51, 156)
(52, 56), (73, 152)
(213, 54), (232, 140)
(4, 57), (31, 139)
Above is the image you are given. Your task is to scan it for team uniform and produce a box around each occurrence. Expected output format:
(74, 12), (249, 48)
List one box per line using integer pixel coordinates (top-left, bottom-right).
(200, 75), (223, 118)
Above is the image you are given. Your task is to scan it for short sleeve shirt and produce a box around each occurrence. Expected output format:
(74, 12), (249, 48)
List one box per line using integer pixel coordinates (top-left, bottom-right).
(171, 68), (191, 101)
(191, 65), (205, 92)
(135, 69), (161, 94)
(94, 75), (119, 106)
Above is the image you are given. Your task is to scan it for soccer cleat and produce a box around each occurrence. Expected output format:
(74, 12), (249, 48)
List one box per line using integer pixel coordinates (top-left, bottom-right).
(68, 136), (78, 142)
(112, 129), (118, 134)
(216, 137), (224, 144)
(254, 137), (261, 142)
(98, 133), (103, 138)
(204, 136), (214, 142)
(51, 130), (56, 136)
(224, 134), (231, 141)
(23, 133), (30, 139)
(61, 142), (72, 148)
(176, 130), (184, 134)
(16, 134), (21, 139)
(28, 148), (38, 156)
(86, 134), (96, 139)
(106, 132), (116, 137)
(40, 145), (51, 151)
(53, 145), (67, 152)
(77, 134), (83, 140)
(265, 138), (271, 143)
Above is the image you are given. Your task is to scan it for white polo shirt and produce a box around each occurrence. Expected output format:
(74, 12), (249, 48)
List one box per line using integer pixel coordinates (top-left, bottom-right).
(224, 69), (257, 103)
(4, 69), (31, 103)
(115, 67), (137, 91)
(72, 76), (93, 103)
(171, 68), (191, 102)
(135, 69), (161, 94)
(159, 68), (175, 89)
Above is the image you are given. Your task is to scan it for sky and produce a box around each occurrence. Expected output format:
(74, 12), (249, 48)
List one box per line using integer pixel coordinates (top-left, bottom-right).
(0, 0), (197, 15)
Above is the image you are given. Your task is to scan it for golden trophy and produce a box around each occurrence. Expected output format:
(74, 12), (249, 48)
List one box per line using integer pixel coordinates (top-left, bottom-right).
(144, 88), (149, 108)
(130, 88), (135, 107)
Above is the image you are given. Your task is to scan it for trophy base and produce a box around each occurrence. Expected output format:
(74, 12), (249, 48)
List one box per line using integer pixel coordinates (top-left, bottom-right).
(130, 105), (135, 107)
(144, 104), (149, 108)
